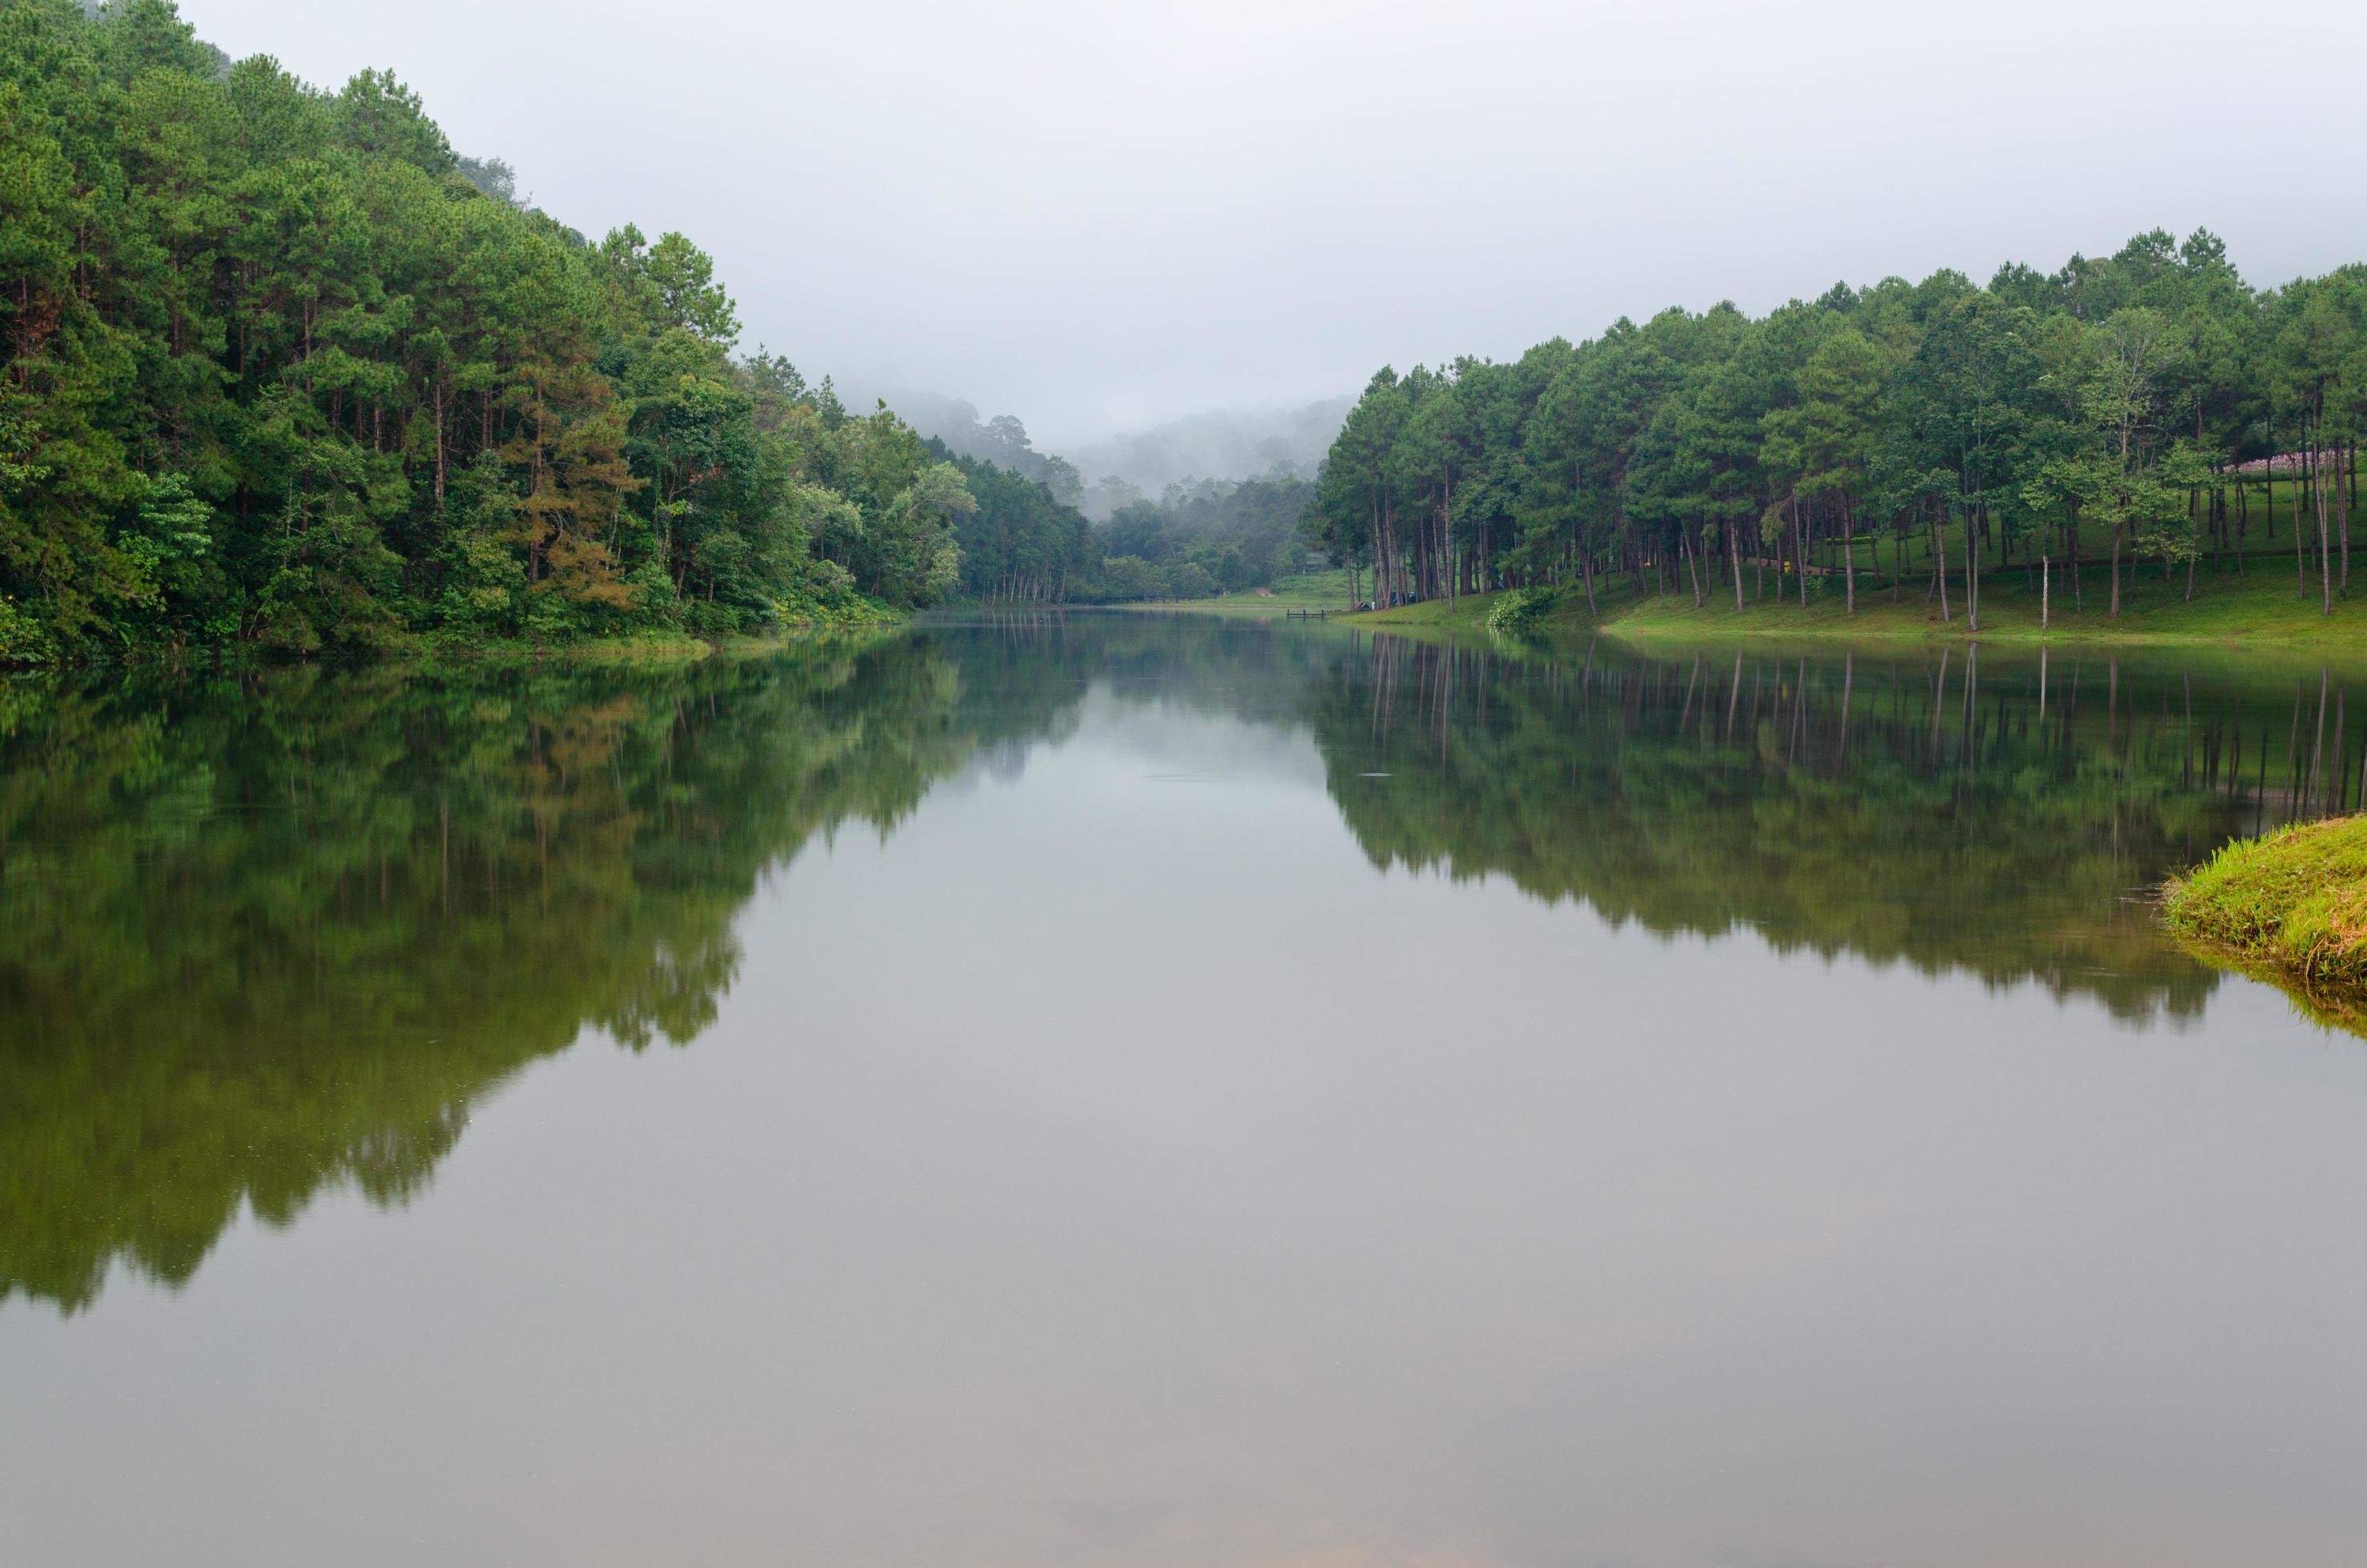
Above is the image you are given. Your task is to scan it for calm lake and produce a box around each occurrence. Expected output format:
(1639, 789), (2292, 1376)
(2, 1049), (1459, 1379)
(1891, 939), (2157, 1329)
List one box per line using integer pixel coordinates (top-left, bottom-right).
(6, 614), (2366, 1567)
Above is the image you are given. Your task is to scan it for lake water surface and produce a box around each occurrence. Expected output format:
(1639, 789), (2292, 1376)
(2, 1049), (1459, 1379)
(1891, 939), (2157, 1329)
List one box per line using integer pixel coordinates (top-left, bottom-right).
(6, 614), (2366, 1566)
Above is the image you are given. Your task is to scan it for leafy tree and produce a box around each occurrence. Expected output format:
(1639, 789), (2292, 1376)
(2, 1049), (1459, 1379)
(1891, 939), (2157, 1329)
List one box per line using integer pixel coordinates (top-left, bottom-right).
(2044, 309), (2207, 616)
(1761, 322), (1885, 613)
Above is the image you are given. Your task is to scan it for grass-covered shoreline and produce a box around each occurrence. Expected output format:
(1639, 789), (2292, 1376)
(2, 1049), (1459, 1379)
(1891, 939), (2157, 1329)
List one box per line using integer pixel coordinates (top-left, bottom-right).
(1246, 554), (2367, 648)
(2165, 817), (2367, 1013)
(2, 587), (910, 674)
(1, 621), (902, 681)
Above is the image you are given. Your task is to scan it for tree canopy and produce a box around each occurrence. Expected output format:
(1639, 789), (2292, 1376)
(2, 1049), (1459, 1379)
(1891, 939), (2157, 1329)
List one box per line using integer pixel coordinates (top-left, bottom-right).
(1310, 231), (2367, 622)
(0, 0), (992, 662)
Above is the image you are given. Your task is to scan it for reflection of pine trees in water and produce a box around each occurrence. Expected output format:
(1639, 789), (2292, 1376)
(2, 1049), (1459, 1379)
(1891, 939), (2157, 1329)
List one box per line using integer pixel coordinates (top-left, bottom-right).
(0, 617), (1353, 1310)
(6, 620), (2355, 1310)
(1309, 634), (2367, 1027)
(0, 644), (1016, 1311)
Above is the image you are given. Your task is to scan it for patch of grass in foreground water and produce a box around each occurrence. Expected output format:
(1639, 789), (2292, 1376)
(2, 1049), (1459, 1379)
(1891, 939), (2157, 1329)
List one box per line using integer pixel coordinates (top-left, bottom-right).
(2165, 817), (2367, 1022)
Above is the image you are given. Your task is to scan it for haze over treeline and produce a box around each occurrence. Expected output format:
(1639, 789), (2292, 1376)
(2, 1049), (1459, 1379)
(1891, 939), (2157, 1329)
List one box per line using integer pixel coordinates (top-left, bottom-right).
(862, 387), (1351, 518)
(158, 0), (2367, 447)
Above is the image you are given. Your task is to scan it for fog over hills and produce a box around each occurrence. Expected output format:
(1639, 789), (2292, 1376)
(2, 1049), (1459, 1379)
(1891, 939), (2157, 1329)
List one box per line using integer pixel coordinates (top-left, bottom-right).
(1063, 398), (1353, 498)
(853, 383), (1349, 519)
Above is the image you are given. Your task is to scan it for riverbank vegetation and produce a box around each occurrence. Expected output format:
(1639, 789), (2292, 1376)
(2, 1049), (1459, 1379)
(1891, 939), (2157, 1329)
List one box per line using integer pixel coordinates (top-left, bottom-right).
(0, 0), (984, 667)
(2165, 816), (2367, 995)
(1341, 542), (2367, 646)
(1306, 230), (2367, 638)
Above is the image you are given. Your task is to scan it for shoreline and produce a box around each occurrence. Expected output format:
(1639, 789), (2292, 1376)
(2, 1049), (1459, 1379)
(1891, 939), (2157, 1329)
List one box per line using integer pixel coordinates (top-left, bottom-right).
(1197, 566), (2367, 650)
(0, 623), (900, 678)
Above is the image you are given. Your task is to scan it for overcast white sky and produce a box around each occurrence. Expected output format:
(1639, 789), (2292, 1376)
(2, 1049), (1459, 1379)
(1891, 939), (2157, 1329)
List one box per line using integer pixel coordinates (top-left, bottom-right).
(184, 0), (2367, 446)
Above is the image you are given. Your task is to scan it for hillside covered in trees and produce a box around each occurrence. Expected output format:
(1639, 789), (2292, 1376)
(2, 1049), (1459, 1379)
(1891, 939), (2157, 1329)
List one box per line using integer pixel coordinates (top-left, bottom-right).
(0, 0), (998, 664)
(1309, 231), (2367, 630)
(903, 404), (1319, 603)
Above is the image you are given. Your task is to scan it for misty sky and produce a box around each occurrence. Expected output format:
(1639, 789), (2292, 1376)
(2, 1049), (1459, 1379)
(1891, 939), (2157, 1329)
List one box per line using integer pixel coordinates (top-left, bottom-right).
(184, 0), (2367, 448)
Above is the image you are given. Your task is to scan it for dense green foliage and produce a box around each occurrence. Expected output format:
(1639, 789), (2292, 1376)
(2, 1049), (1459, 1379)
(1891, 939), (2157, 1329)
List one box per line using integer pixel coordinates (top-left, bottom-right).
(1090, 474), (1315, 601)
(931, 439), (1094, 602)
(1312, 231), (2367, 627)
(0, 0), (984, 664)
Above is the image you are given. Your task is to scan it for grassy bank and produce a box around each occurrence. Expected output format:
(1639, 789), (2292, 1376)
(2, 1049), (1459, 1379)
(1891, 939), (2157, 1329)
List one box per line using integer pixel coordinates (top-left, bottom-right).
(415, 617), (902, 669)
(10, 595), (910, 674)
(1145, 473), (2367, 645)
(1330, 552), (2367, 647)
(2165, 818), (2367, 1019)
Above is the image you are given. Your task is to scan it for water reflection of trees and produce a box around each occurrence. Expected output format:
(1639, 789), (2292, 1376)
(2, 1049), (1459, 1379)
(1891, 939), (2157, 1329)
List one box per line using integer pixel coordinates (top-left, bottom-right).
(7, 620), (2355, 1310)
(0, 645), (1011, 1311)
(0, 615), (1354, 1313)
(1310, 635), (2367, 1026)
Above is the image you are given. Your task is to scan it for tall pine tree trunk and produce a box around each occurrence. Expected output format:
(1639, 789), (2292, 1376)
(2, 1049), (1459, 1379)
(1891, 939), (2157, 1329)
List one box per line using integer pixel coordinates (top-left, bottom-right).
(2111, 520), (2123, 618)
(1933, 517), (1949, 622)
(1842, 497), (1856, 615)
(2316, 437), (2333, 616)
(1429, 478), (1448, 606)
(2294, 452), (2308, 598)
(1793, 493), (1807, 607)
(2341, 440), (2352, 593)
(1963, 502), (1979, 632)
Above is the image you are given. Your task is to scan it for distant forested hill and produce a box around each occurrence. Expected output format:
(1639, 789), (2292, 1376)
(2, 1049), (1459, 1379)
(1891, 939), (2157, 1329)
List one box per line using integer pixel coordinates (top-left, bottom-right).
(1065, 398), (1351, 517)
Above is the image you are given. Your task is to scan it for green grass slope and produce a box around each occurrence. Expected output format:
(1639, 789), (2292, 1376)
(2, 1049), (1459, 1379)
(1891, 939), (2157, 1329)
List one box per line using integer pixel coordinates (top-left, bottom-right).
(2165, 817), (2367, 1011)
(1338, 554), (2367, 646)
